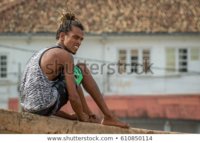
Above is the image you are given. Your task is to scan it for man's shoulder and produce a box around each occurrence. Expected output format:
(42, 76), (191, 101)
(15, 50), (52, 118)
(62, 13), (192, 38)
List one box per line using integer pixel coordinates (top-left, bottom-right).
(47, 47), (73, 62)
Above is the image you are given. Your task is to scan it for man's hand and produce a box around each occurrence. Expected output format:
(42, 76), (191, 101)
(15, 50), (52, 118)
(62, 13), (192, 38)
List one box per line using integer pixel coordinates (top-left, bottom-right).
(78, 112), (90, 122)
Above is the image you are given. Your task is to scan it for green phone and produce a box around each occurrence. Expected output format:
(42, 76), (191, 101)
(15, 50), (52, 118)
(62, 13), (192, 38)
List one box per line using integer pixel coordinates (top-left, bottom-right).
(74, 66), (83, 85)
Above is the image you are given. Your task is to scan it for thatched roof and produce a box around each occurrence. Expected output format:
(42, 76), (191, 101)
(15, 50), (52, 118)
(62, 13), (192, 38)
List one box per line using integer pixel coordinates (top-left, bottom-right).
(0, 0), (200, 34)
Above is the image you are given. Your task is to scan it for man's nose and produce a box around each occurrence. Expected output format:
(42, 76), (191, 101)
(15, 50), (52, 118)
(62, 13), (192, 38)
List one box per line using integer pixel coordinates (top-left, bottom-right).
(77, 39), (82, 45)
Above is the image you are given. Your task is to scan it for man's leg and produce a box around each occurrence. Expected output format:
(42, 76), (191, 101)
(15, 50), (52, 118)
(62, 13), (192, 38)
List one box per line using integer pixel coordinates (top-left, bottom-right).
(77, 63), (129, 128)
(76, 85), (91, 114)
(53, 78), (78, 120)
(76, 85), (100, 123)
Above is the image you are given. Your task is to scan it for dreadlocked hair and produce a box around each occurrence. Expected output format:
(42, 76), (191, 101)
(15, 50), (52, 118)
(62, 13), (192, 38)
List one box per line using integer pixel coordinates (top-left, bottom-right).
(56, 10), (84, 40)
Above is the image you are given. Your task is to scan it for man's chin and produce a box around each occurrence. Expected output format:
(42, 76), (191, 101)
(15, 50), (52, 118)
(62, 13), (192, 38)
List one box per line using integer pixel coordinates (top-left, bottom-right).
(72, 51), (76, 55)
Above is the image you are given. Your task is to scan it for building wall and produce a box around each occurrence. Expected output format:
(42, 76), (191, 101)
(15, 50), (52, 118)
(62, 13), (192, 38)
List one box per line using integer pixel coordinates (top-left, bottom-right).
(103, 35), (200, 94)
(0, 34), (200, 108)
(0, 35), (55, 108)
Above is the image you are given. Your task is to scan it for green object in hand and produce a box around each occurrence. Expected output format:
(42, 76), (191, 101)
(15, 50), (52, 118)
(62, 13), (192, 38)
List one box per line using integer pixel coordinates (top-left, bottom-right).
(74, 66), (83, 85)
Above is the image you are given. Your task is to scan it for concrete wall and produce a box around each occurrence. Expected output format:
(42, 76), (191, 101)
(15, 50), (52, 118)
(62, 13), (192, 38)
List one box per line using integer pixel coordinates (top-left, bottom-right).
(0, 109), (174, 134)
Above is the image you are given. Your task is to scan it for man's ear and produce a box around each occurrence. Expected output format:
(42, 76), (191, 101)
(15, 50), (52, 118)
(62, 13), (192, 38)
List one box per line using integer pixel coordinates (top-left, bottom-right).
(59, 32), (66, 41)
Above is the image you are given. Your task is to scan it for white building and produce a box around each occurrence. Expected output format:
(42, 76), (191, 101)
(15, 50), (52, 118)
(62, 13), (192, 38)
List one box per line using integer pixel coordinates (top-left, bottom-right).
(0, 0), (200, 133)
(1, 34), (200, 104)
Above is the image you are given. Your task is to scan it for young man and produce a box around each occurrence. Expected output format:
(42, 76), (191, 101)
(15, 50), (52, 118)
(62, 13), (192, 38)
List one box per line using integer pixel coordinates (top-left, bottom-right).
(20, 11), (129, 128)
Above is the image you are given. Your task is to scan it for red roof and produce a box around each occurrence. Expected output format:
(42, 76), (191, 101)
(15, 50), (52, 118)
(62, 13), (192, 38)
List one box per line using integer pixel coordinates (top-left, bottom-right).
(61, 94), (200, 121)
(8, 94), (200, 120)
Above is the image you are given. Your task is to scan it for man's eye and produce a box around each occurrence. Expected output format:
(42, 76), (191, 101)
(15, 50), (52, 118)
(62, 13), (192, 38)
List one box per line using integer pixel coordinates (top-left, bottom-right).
(73, 36), (78, 39)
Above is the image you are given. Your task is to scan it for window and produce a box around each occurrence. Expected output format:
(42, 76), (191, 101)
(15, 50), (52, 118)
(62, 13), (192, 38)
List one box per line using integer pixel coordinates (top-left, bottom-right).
(166, 48), (176, 73)
(118, 48), (151, 74)
(142, 49), (150, 73)
(0, 55), (7, 78)
(118, 50), (127, 73)
(166, 48), (188, 74)
(178, 49), (188, 72)
(191, 48), (200, 61)
(130, 49), (138, 73)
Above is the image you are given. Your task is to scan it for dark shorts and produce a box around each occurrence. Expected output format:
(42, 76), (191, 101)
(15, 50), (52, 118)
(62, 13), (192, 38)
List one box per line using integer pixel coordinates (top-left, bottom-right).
(33, 74), (69, 116)
(31, 66), (83, 116)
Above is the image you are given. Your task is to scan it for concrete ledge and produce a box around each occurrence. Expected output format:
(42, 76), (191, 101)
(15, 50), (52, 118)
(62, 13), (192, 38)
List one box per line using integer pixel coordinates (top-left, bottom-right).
(0, 109), (175, 134)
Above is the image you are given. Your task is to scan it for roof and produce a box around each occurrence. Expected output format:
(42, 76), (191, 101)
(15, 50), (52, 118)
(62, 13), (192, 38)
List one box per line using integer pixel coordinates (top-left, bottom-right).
(8, 94), (200, 120)
(0, 0), (25, 14)
(0, 0), (200, 34)
(63, 94), (200, 121)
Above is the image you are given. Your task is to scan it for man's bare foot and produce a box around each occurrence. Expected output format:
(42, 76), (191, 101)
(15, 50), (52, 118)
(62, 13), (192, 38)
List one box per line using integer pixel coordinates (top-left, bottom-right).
(88, 114), (101, 123)
(101, 117), (130, 128)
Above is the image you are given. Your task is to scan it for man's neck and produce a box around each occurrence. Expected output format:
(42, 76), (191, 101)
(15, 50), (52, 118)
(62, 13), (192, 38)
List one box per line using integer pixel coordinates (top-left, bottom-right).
(56, 42), (75, 55)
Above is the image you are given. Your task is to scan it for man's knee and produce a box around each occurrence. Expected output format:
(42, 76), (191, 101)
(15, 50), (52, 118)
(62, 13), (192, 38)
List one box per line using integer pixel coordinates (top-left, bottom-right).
(76, 63), (86, 69)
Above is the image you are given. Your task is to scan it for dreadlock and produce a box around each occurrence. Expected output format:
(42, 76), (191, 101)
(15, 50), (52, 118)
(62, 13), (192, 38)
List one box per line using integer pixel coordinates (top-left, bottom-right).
(56, 10), (84, 40)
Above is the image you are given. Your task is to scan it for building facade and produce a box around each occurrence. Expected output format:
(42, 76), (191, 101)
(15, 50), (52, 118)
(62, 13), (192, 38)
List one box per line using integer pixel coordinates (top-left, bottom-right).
(0, 0), (200, 133)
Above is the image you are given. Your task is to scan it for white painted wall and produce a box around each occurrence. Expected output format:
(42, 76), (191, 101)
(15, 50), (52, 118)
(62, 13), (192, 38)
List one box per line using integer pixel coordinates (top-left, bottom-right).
(0, 35), (55, 108)
(0, 34), (200, 108)
(103, 35), (200, 94)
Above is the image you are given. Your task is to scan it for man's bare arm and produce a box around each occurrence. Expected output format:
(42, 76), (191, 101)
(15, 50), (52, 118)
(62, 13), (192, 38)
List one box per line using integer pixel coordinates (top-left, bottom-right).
(61, 51), (89, 122)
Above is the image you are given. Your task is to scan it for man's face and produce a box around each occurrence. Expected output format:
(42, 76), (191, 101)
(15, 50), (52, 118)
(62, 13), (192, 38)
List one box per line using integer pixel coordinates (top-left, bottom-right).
(63, 26), (84, 54)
